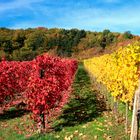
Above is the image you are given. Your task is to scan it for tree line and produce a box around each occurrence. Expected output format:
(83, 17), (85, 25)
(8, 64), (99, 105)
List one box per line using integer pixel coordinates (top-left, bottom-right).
(0, 27), (133, 61)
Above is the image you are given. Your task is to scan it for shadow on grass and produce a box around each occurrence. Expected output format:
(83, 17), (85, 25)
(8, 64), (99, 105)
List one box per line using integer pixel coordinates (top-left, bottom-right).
(28, 64), (107, 139)
(0, 108), (29, 121)
(54, 64), (107, 131)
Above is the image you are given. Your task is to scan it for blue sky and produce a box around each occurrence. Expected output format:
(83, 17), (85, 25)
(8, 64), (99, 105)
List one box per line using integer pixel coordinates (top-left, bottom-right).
(0, 0), (140, 35)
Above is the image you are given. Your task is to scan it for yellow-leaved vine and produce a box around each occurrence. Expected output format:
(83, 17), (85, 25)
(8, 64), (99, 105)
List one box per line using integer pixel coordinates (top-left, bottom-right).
(84, 42), (140, 104)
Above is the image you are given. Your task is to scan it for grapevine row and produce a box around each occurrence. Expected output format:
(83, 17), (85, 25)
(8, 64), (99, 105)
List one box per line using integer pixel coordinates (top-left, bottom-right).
(84, 43), (140, 104)
(0, 54), (78, 131)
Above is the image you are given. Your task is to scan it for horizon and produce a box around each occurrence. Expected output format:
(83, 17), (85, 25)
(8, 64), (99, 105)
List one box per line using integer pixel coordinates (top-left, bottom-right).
(0, 26), (137, 36)
(0, 0), (140, 35)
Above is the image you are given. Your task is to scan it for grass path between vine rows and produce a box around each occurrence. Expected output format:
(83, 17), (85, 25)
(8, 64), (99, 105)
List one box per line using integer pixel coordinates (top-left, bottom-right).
(0, 64), (129, 140)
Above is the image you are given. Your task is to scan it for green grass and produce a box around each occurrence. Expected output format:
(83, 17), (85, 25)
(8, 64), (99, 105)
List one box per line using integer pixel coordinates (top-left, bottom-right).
(0, 63), (130, 140)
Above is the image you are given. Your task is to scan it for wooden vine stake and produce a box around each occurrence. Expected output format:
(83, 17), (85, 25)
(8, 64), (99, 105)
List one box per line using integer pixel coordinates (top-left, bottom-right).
(125, 102), (128, 134)
(130, 80), (140, 140)
(113, 98), (118, 119)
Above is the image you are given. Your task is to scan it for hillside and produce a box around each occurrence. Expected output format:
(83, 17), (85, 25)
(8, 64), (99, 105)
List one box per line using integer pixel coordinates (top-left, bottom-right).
(0, 27), (138, 61)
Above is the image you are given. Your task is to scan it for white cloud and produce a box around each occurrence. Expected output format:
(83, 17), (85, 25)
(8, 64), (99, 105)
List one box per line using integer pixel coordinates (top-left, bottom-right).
(1, 0), (140, 35)
(53, 4), (140, 33)
(0, 0), (44, 12)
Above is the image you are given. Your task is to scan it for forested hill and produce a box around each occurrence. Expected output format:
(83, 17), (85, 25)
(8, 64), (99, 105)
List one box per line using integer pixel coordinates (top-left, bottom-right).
(0, 27), (138, 61)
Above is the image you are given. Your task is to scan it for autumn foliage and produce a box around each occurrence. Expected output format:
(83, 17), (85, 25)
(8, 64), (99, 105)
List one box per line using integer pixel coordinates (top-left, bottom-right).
(0, 54), (77, 131)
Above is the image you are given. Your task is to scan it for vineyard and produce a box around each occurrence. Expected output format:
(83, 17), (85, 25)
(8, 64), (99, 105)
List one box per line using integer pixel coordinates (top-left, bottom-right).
(0, 54), (78, 133)
(0, 63), (130, 140)
(84, 43), (140, 104)
(1, 43), (140, 139)
(1, 0), (140, 139)
(84, 42), (140, 139)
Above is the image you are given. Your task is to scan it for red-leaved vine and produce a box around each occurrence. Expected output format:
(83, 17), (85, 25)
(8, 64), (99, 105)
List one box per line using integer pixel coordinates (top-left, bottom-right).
(0, 54), (77, 132)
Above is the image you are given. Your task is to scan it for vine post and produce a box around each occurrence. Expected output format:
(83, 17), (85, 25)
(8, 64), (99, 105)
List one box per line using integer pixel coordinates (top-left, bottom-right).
(125, 102), (128, 134)
(130, 79), (140, 140)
